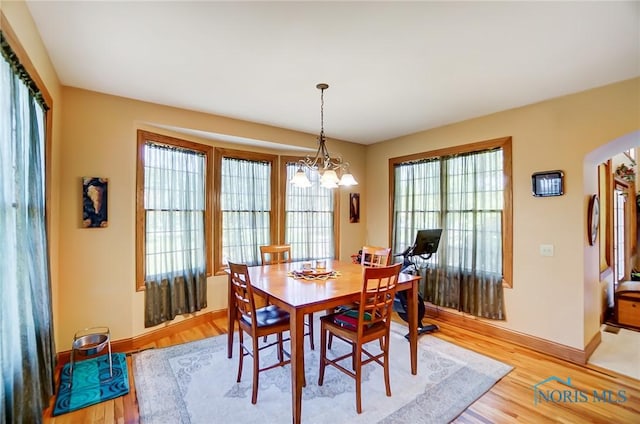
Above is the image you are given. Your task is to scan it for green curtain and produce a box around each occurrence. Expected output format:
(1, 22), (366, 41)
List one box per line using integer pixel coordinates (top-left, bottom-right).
(1, 33), (56, 423)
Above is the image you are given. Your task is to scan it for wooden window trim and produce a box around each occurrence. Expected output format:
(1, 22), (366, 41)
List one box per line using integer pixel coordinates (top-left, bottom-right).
(135, 130), (213, 291)
(388, 136), (513, 288)
(598, 160), (613, 277)
(213, 147), (278, 274)
(279, 156), (340, 258)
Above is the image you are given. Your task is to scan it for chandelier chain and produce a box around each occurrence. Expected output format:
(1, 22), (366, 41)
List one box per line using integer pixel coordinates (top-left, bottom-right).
(320, 86), (325, 139)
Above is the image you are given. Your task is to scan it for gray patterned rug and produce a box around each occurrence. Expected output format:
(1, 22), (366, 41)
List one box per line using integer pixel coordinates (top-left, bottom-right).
(133, 321), (512, 424)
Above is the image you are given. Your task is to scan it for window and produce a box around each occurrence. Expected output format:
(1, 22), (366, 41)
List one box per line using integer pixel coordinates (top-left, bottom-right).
(281, 157), (338, 261)
(135, 130), (213, 290)
(390, 136), (513, 287)
(613, 179), (630, 284)
(214, 148), (277, 271)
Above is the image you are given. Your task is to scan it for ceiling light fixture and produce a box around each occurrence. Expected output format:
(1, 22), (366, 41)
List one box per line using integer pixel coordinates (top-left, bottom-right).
(289, 83), (358, 189)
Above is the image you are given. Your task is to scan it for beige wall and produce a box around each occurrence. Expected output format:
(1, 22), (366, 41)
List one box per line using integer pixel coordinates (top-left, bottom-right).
(54, 87), (366, 348)
(5, 0), (640, 353)
(366, 78), (640, 349)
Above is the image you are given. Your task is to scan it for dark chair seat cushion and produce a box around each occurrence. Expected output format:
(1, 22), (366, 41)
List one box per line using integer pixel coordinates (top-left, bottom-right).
(326, 309), (374, 332)
(241, 305), (290, 327)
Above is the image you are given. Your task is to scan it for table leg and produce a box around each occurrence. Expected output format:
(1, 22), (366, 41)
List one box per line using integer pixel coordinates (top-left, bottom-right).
(227, 273), (234, 359)
(408, 281), (418, 375)
(290, 309), (305, 424)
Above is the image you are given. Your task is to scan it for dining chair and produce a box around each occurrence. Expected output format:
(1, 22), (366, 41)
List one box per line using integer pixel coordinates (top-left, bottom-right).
(318, 263), (402, 413)
(329, 245), (393, 349)
(259, 244), (292, 265)
(360, 246), (392, 267)
(228, 261), (292, 404)
(259, 244), (315, 350)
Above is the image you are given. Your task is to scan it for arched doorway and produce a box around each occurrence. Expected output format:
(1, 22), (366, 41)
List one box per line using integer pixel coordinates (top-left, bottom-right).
(584, 130), (640, 379)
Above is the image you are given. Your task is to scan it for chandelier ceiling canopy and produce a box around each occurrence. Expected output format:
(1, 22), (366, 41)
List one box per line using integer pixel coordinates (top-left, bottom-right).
(289, 83), (358, 189)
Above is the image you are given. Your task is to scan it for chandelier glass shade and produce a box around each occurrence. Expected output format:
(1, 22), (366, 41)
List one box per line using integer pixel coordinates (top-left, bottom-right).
(289, 83), (358, 189)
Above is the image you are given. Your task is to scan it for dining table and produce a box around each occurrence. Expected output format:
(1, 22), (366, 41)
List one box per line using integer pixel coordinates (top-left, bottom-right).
(225, 259), (421, 424)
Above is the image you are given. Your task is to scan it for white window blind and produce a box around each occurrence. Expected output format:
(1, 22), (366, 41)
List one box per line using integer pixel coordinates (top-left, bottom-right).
(143, 143), (206, 278)
(284, 163), (335, 260)
(221, 157), (271, 266)
(393, 148), (504, 275)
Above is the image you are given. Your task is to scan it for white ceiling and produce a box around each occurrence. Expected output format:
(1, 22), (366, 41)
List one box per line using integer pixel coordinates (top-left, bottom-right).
(25, 1), (640, 145)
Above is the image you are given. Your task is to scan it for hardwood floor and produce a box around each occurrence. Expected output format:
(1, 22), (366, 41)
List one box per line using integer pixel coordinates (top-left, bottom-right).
(43, 314), (639, 423)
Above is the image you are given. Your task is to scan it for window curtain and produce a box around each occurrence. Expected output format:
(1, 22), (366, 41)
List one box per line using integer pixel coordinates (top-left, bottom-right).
(393, 150), (505, 320)
(1, 36), (56, 422)
(221, 157), (271, 266)
(429, 151), (505, 319)
(285, 163), (335, 260)
(391, 158), (441, 254)
(144, 144), (207, 327)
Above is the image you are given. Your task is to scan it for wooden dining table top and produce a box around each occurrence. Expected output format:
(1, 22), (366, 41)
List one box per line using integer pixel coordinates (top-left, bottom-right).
(243, 259), (418, 312)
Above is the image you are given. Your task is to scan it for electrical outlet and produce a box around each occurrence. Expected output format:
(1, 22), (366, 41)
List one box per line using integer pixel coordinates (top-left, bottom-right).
(540, 244), (554, 257)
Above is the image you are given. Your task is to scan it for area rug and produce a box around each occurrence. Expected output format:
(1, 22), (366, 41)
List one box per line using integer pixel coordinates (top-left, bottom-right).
(133, 322), (512, 423)
(53, 352), (130, 416)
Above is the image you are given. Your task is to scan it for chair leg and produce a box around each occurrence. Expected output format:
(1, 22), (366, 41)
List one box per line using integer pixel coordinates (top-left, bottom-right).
(317, 326), (327, 386)
(383, 336), (392, 397)
(251, 333), (260, 404)
(277, 332), (284, 363)
(307, 313), (315, 350)
(355, 342), (363, 414)
(236, 330), (244, 383)
(263, 295), (271, 343)
(328, 333), (334, 350)
(352, 342), (357, 370)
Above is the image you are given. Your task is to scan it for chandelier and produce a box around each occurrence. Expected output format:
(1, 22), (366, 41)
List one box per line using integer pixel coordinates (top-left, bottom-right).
(289, 83), (358, 189)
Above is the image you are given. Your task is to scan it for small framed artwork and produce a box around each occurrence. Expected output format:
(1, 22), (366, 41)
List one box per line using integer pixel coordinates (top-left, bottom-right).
(349, 193), (360, 223)
(82, 177), (108, 228)
(532, 170), (564, 197)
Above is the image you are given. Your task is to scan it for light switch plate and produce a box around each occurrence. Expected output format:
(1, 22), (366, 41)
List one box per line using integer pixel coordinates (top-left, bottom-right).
(540, 244), (554, 257)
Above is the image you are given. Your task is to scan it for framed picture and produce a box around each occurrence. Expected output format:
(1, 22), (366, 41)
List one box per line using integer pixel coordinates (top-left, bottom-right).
(349, 193), (360, 223)
(82, 177), (108, 228)
(532, 170), (564, 197)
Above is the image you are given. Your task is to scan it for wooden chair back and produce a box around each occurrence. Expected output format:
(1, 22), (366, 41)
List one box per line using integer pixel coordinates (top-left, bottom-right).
(260, 244), (292, 265)
(359, 263), (402, 329)
(228, 262), (258, 321)
(360, 246), (392, 267)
